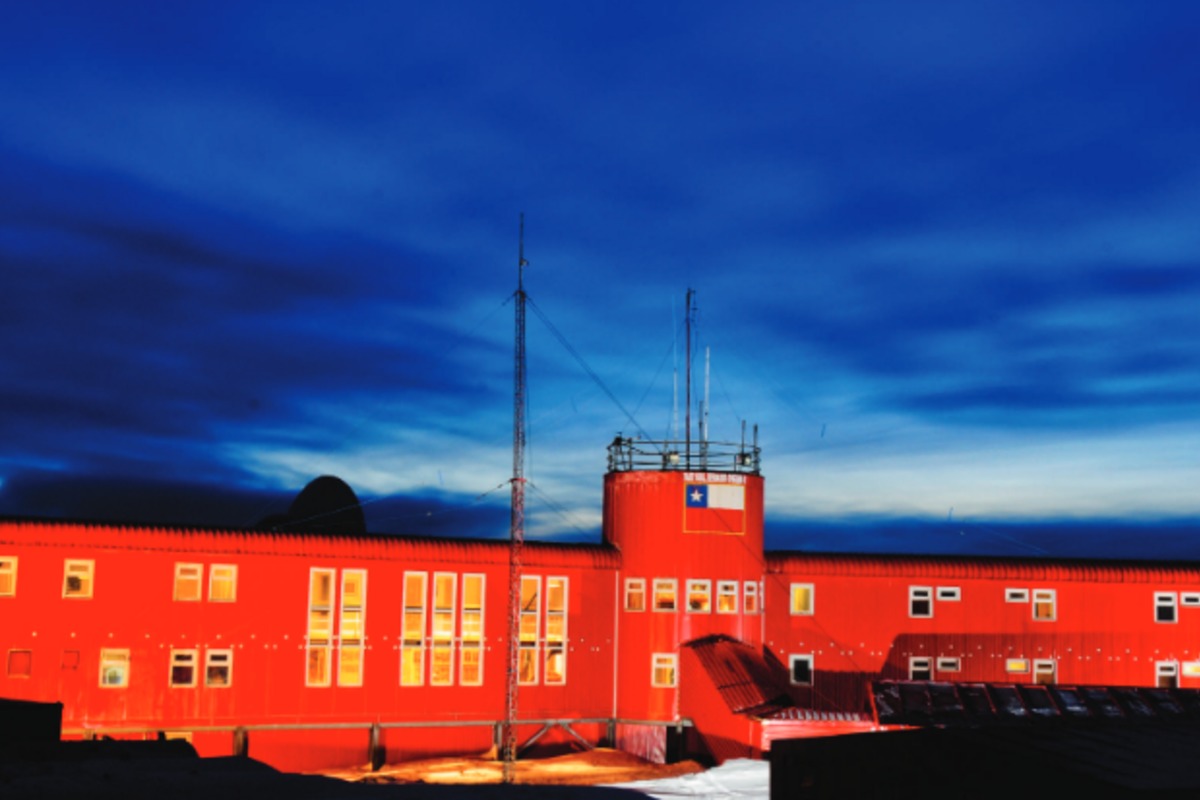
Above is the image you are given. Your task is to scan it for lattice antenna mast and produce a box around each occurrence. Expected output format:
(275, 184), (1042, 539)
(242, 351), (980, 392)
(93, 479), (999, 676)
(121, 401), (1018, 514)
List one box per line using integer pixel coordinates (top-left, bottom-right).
(503, 214), (528, 781)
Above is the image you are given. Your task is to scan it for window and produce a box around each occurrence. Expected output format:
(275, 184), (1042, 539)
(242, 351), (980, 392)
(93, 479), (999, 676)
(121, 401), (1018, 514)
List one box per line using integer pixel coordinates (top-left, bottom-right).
(545, 576), (567, 685)
(909, 586), (932, 618)
(460, 574), (485, 686)
(1156, 592), (1178, 623)
(7, 649), (32, 678)
(624, 578), (646, 612)
(0, 557), (17, 597)
(401, 571), (427, 686)
(206, 650), (232, 687)
(1006, 588), (1029, 603)
(790, 583), (814, 615)
(339, 569), (366, 686)
(1182, 662), (1200, 679)
(716, 581), (738, 614)
(519, 576), (540, 685)
(653, 579), (677, 612)
(743, 581), (760, 614)
(1157, 661), (1178, 689)
(61, 650), (80, 670)
(63, 559), (94, 598)
(652, 653), (677, 688)
(173, 563), (202, 602)
(936, 587), (960, 601)
(1033, 589), (1056, 621)
(936, 657), (961, 673)
(909, 657), (932, 681)
(431, 572), (456, 686)
(169, 650), (197, 687)
(1182, 592), (1200, 607)
(306, 568), (334, 687)
(789, 654), (814, 686)
(99, 649), (130, 688)
(1006, 658), (1030, 674)
(1033, 659), (1055, 685)
(209, 564), (237, 602)
(687, 579), (712, 613)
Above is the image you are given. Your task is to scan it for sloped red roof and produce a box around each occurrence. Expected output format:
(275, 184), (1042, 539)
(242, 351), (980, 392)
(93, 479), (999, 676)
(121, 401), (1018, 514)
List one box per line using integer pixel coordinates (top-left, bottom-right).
(683, 634), (796, 718)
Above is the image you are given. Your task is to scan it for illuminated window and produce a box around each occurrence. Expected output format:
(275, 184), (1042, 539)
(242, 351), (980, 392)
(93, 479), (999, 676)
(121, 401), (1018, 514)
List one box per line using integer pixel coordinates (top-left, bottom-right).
(7, 649), (32, 678)
(937, 657), (961, 673)
(338, 569), (366, 687)
(909, 586), (932, 618)
(1033, 659), (1055, 685)
(1006, 588), (1029, 603)
(306, 568), (334, 687)
(936, 587), (960, 601)
(790, 583), (813, 615)
(1006, 658), (1030, 674)
(431, 572), (456, 686)
(209, 564), (237, 602)
(169, 650), (197, 687)
(519, 576), (540, 685)
(624, 578), (646, 612)
(1182, 661), (1200, 679)
(172, 563), (202, 601)
(1156, 592), (1178, 623)
(909, 657), (932, 680)
(63, 559), (94, 599)
(1032, 589), (1056, 621)
(0, 557), (18, 597)
(1182, 592), (1200, 607)
(460, 574), (485, 686)
(716, 581), (738, 614)
(743, 581), (760, 614)
(687, 579), (711, 613)
(545, 576), (567, 685)
(206, 649), (232, 687)
(401, 571), (427, 686)
(652, 653), (677, 687)
(653, 579), (677, 612)
(789, 654), (813, 686)
(1158, 661), (1179, 688)
(99, 649), (129, 688)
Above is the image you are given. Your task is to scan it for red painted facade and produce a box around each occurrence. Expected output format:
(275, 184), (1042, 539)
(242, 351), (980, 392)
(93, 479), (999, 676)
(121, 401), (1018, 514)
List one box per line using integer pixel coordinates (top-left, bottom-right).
(3, 444), (1199, 770)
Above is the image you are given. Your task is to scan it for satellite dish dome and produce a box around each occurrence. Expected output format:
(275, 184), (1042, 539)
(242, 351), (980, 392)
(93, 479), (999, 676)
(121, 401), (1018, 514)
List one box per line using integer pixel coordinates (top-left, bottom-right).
(285, 475), (367, 536)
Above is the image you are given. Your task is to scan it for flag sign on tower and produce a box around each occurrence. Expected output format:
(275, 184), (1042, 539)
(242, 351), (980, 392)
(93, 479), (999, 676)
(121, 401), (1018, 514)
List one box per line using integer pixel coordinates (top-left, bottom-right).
(684, 473), (746, 534)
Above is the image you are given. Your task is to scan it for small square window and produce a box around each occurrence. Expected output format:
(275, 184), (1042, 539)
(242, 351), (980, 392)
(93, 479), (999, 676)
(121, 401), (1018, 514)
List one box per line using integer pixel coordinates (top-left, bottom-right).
(936, 587), (960, 602)
(169, 650), (197, 687)
(652, 653), (677, 687)
(1006, 588), (1029, 603)
(790, 583), (814, 615)
(63, 560), (95, 599)
(909, 657), (932, 680)
(716, 581), (738, 614)
(653, 579), (677, 612)
(1157, 661), (1179, 689)
(624, 578), (646, 612)
(206, 650), (233, 687)
(936, 657), (960, 673)
(686, 579), (711, 613)
(7, 649), (32, 678)
(1156, 592), (1178, 624)
(209, 565), (237, 602)
(909, 586), (932, 618)
(789, 654), (814, 686)
(0, 557), (17, 597)
(1006, 658), (1030, 673)
(1033, 659), (1056, 685)
(1032, 589), (1056, 621)
(173, 564), (203, 602)
(99, 649), (130, 688)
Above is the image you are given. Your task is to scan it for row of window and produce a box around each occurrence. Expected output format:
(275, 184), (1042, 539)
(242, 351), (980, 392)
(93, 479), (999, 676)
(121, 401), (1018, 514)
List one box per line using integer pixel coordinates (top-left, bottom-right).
(0, 558), (238, 602)
(5, 647), (232, 688)
(625, 578), (762, 614)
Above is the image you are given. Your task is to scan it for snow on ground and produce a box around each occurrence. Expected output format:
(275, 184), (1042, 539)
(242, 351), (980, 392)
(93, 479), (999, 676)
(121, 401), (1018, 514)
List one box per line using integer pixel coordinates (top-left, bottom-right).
(607, 759), (769, 799)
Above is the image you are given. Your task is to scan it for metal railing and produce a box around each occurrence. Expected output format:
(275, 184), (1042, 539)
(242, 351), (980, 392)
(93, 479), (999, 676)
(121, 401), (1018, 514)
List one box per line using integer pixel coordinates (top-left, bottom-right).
(607, 437), (761, 474)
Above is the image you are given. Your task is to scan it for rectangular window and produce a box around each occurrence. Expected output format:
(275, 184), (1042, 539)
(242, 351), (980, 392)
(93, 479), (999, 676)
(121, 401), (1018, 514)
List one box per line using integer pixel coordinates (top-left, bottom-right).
(338, 569), (366, 687)
(743, 581), (760, 614)
(545, 576), (567, 685)
(624, 578), (646, 612)
(909, 586), (932, 618)
(790, 583), (814, 615)
(909, 657), (932, 681)
(1033, 659), (1055, 685)
(789, 654), (814, 686)
(653, 579), (677, 612)
(1157, 661), (1179, 689)
(306, 568), (334, 687)
(99, 649), (129, 688)
(1181, 592), (1200, 607)
(716, 581), (738, 614)
(306, 647), (330, 687)
(206, 649), (232, 687)
(936, 587), (960, 602)
(652, 653), (677, 687)
(6, 649), (32, 679)
(1, 557), (18, 597)
(401, 571), (427, 686)
(1032, 589), (1056, 621)
(209, 564), (237, 602)
(1156, 592), (1178, 623)
(519, 575), (540, 685)
(169, 649), (197, 687)
(1006, 658), (1030, 674)
(687, 579), (712, 613)
(936, 657), (961, 673)
(63, 559), (95, 598)
(460, 574), (485, 686)
(173, 563), (203, 602)
(1006, 588), (1029, 603)
(1182, 662), (1200, 679)
(431, 572), (456, 686)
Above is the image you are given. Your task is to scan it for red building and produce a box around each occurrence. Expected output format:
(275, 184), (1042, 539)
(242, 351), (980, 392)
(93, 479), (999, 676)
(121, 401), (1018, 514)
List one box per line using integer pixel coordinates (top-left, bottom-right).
(2, 435), (1199, 770)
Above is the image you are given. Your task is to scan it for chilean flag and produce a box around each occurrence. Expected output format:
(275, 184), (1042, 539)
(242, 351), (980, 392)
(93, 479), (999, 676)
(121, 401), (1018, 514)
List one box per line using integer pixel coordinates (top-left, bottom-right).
(684, 482), (745, 534)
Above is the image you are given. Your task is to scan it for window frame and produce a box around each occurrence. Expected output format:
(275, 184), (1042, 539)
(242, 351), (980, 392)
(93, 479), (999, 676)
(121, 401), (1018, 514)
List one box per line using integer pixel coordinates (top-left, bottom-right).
(936, 657), (961, 673)
(1032, 589), (1056, 621)
(624, 578), (646, 612)
(400, 570), (428, 687)
(169, 649), (198, 688)
(173, 563), (203, 602)
(652, 578), (677, 612)
(1181, 592), (1200, 608)
(1005, 658), (1030, 674)
(789, 583), (814, 616)
(6, 649), (32, 679)
(544, 576), (568, 685)
(1156, 592), (1178, 624)
(789, 654), (814, 686)
(205, 649), (233, 688)
(936, 586), (960, 602)
(686, 579), (712, 613)
(716, 580), (739, 614)
(908, 586), (933, 618)
(1033, 658), (1056, 685)
(909, 656), (932, 680)
(209, 564), (238, 602)
(743, 581), (760, 614)
(306, 567), (335, 687)
(1157, 660), (1180, 688)
(651, 653), (678, 688)
(63, 559), (95, 599)
(460, 573), (485, 687)
(0, 556), (18, 597)
(338, 569), (367, 687)
(518, 575), (541, 686)
(1005, 588), (1029, 603)
(99, 648), (130, 688)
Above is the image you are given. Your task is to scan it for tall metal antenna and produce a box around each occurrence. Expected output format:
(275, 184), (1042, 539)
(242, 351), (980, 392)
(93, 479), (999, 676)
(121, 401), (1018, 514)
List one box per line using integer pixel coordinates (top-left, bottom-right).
(503, 214), (528, 782)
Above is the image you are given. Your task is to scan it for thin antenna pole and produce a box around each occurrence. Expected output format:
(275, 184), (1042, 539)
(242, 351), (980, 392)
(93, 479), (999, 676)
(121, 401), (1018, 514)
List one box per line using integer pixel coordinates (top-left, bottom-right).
(684, 289), (694, 467)
(503, 214), (528, 782)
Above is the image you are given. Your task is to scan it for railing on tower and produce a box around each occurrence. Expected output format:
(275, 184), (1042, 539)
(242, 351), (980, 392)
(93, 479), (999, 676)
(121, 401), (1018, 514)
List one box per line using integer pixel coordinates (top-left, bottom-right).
(606, 437), (761, 474)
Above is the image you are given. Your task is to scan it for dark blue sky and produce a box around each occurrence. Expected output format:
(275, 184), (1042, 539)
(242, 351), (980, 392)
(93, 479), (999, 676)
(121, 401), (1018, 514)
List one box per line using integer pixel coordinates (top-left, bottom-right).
(2, 2), (1200, 555)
